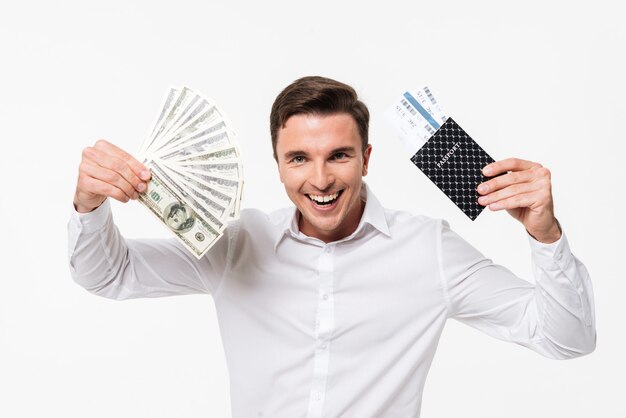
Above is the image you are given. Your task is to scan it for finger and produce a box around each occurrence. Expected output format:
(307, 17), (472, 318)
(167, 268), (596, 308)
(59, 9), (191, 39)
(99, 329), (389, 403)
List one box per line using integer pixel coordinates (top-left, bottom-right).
(487, 191), (541, 211)
(84, 146), (146, 193)
(477, 181), (539, 206)
(78, 175), (132, 204)
(478, 164), (552, 195)
(80, 160), (139, 200)
(482, 157), (541, 177)
(93, 139), (151, 181)
(477, 169), (535, 195)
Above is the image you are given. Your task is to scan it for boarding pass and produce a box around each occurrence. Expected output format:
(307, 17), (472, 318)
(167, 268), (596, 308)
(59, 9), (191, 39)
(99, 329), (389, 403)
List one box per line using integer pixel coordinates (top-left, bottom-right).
(385, 86), (496, 220)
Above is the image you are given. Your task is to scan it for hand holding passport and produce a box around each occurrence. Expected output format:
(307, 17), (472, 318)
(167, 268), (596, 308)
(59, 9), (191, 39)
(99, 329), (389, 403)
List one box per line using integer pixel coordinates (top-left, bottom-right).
(385, 86), (561, 241)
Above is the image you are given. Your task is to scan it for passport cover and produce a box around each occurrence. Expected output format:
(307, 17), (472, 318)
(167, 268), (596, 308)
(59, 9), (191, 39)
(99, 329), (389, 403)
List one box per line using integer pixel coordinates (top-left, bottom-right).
(410, 117), (494, 220)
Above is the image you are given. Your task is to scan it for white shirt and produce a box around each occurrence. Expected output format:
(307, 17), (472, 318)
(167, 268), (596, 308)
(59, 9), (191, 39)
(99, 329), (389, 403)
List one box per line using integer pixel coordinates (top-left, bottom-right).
(67, 185), (596, 418)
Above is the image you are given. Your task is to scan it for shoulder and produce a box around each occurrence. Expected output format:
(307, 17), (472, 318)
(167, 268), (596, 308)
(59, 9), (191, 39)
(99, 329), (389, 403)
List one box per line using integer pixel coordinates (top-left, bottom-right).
(377, 206), (452, 252)
(383, 206), (443, 234)
(364, 185), (443, 238)
(225, 206), (293, 246)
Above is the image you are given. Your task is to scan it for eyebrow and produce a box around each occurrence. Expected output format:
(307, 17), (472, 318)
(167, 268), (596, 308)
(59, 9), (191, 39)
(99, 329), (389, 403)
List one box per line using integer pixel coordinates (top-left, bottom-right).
(330, 146), (357, 155)
(282, 146), (357, 160)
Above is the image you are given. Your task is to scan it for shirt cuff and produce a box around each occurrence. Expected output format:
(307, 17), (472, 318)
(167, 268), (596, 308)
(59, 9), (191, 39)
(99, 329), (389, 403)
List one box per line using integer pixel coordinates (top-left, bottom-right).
(70, 199), (112, 234)
(527, 227), (573, 270)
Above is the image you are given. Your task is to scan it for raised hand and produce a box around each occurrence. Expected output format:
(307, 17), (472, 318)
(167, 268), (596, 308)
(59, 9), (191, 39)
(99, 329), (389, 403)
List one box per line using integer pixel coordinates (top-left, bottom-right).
(477, 158), (561, 243)
(74, 140), (151, 213)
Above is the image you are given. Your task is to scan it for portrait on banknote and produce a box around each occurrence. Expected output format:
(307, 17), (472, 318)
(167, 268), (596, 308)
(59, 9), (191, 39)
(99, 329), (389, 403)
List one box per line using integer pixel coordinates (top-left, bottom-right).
(163, 202), (195, 232)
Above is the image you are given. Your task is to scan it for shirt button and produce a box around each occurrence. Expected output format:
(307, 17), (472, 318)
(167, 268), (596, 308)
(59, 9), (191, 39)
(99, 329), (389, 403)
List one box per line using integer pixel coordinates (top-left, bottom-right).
(313, 392), (322, 401)
(322, 294), (328, 301)
(320, 343), (327, 350)
(324, 246), (332, 253)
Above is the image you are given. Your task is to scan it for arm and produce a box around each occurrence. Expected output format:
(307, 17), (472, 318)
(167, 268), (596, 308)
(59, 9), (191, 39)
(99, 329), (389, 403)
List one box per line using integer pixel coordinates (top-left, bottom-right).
(68, 139), (233, 299)
(68, 199), (233, 299)
(440, 221), (596, 359)
(442, 157), (596, 358)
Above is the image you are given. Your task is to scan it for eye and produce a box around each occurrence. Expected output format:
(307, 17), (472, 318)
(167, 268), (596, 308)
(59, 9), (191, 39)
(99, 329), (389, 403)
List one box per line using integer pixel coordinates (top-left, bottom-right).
(290, 155), (306, 164)
(331, 152), (348, 160)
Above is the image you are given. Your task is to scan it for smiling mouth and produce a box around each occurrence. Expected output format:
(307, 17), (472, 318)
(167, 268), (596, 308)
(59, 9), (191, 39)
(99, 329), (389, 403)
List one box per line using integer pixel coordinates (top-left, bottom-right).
(307, 190), (343, 206)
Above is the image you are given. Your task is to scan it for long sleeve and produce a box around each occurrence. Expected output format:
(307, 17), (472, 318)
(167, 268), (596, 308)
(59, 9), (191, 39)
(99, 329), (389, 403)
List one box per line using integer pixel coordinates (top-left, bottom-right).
(67, 200), (235, 300)
(439, 220), (596, 359)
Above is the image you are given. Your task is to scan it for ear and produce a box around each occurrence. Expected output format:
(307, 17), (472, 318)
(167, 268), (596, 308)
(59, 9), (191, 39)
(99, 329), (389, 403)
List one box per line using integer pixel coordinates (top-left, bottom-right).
(361, 144), (372, 176)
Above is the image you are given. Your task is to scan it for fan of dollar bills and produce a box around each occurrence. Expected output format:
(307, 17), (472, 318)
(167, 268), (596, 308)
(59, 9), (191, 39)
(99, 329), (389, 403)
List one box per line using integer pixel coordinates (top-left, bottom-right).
(136, 86), (243, 259)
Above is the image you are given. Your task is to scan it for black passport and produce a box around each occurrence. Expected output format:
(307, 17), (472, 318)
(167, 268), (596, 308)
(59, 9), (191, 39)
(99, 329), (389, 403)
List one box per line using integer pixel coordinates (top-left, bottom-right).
(410, 118), (495, 220)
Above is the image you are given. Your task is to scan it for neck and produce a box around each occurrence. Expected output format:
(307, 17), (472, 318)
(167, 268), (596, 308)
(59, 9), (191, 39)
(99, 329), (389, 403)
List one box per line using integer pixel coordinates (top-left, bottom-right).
(299, 197), (366, 243)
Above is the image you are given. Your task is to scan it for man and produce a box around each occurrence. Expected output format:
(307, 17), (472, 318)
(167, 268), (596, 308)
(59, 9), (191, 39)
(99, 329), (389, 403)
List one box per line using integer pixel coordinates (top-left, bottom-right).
(68, 76), (595, 417)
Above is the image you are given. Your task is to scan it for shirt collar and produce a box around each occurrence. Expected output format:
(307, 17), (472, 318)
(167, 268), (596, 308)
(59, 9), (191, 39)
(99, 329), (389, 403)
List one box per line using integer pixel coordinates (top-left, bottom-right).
(272, 183), (391, 250)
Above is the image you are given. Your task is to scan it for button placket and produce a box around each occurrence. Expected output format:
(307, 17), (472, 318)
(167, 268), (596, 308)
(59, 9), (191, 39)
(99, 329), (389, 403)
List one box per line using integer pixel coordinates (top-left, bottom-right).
(306, 246), (335, 418)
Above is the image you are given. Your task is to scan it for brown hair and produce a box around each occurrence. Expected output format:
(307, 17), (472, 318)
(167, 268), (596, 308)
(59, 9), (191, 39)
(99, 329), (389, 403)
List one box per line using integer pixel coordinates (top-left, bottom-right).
(270, 76), (370, 160)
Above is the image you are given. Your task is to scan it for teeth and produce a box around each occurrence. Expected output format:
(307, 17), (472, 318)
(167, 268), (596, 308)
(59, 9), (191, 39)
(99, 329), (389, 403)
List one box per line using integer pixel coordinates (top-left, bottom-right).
(309, 192), (339, 203)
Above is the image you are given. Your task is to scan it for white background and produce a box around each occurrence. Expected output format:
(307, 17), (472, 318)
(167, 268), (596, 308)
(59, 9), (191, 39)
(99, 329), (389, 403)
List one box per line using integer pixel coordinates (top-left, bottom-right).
(1, 0), (624, 416)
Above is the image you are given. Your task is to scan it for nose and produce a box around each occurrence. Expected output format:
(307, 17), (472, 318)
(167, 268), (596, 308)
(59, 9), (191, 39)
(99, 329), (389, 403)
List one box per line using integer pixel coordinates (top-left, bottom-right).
(310, 161), (335, 191)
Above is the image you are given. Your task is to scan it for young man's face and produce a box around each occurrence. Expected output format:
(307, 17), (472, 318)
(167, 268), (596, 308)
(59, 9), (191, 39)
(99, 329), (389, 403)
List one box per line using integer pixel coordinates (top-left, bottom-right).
(275, 113), (372, 242)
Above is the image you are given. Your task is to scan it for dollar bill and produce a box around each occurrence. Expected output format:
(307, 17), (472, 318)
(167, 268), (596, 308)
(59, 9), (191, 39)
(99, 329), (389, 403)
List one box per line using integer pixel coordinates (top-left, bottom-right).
(157, 161), (234, 218)
(149, 162), (226, 232)
(151, 87), (195, 141)
(174, 161), (242, 179)
(138, 86), (244, 258)
(169, 145), (239, 163)
(157, 128), (233, 160)
(137, 164), (224, 259)
(152, 105), (224, 155)
(165, 120), (229, 152)
(155, 90), (203, 143)
(177, 167), (241, 197)
(140, 87), (179, 157)
(177, 167), (243, 218)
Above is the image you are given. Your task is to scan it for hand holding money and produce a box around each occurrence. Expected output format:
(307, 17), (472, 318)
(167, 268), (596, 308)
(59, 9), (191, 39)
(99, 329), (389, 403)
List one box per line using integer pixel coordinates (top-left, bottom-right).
(74, 86), (243, 258)
(73, 140), (152, 213)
